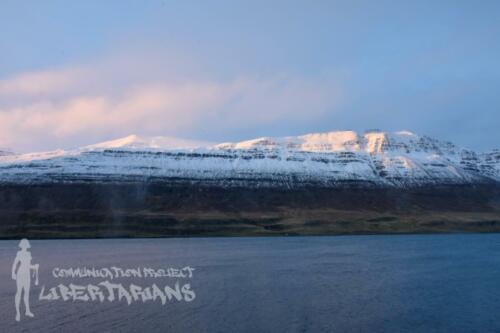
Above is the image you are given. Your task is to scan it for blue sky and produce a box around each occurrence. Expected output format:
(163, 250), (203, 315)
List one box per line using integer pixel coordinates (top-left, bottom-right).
(0, 0), (499, 151)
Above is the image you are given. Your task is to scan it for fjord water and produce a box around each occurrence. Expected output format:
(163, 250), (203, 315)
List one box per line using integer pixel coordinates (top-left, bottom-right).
(1, 234), (500, 332)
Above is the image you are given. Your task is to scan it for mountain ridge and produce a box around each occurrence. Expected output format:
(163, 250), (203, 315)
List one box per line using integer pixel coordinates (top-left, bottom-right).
(0, 130), (499, 238)
(0, 130), (498, 187)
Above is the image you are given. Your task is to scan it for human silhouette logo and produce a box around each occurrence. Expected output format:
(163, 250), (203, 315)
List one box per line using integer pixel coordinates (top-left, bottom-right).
(11, 238), (39, 322)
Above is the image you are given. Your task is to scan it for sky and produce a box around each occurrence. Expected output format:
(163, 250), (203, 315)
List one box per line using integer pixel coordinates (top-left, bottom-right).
(0, 0), (499, 152)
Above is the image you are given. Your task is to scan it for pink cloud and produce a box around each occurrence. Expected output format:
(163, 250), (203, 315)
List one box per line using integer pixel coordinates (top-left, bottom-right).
(0, 58), (342, 152)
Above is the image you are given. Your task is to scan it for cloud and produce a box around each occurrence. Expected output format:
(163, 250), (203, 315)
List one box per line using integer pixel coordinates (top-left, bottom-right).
(0, 55), (341, 152)
(0, 68), (85, 97)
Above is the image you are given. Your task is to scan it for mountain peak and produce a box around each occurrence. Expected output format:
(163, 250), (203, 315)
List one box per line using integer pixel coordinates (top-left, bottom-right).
(84, 135), (212, 150)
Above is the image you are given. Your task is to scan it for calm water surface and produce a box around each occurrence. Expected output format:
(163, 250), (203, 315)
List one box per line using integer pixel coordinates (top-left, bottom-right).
(1, 234), (500, 332)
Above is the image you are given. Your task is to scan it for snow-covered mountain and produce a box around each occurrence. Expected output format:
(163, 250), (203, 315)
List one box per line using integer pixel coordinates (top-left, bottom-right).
(0, 130), (498, 187)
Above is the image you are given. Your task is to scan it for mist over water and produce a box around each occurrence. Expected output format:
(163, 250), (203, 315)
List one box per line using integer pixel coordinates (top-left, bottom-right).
(1, 234), (500, 332)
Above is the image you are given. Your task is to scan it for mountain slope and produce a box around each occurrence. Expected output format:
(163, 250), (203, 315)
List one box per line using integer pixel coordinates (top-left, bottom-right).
(0, 130), (499, 238)
(0, 130), (498, 187)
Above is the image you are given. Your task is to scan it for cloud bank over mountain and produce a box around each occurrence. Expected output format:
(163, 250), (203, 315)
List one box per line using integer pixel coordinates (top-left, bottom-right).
(0, 53), (340, 152)
(1, 1), (500, 152)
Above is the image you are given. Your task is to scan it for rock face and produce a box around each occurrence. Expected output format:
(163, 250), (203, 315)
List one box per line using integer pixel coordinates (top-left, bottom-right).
(0, 130), (498, 187)
(480, 149), (500, 179)
(0, 130), (499, 238)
